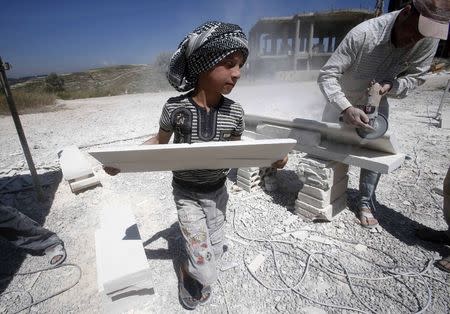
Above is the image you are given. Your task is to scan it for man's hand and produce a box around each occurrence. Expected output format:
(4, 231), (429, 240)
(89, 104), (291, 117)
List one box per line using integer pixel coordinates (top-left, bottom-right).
(103, 166), (120, 176)
(272, 155), (288, 169)
(341, 107), (374, 130)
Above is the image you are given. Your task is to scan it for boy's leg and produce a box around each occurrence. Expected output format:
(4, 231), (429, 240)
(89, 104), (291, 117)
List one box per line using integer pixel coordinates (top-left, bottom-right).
(199, 185), (229, 261)
(0, 205), (62, 255)
(173, 185), (218, 287)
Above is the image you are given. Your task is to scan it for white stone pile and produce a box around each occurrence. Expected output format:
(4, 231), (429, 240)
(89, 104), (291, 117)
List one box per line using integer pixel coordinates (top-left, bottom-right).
(294, 155), (349, 221)
(236, 167), (261, 192)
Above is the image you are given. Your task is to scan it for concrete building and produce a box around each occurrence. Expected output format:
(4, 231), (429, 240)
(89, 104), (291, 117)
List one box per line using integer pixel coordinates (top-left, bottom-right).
(247, 10), (374, 78)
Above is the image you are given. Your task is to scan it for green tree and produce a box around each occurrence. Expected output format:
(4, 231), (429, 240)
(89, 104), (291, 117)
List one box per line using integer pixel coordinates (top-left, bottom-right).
(45, 73), (64, 92)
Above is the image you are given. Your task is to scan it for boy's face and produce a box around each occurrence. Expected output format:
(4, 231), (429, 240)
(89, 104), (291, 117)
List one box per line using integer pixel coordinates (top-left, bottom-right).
(198, 51), (245, 95)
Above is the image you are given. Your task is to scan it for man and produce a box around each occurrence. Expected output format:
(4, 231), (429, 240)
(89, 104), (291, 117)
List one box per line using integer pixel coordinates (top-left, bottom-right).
(0, 204), (66, 266)
(416, 167), (450, 273)
(317, 0), (450, 228)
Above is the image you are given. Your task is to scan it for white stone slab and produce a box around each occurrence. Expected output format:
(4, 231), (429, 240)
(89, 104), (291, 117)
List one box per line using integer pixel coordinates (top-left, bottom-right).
(299, 175), (349, 204)
(59, 145), (94, 180)
(95, 202), (151, 296)
(295, 193), (347, 221)
(88, 139), (296, 172)
(245, 114), (400, 154)
(256, 124), (321, 146)
(295, 140), (405, 174)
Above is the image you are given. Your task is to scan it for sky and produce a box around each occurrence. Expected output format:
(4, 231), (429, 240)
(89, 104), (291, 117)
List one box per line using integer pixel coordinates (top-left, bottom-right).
(1, 0), (384, 78)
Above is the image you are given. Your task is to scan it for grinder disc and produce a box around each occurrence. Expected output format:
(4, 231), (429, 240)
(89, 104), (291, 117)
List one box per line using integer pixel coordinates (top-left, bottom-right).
(356, 113), (388, 139)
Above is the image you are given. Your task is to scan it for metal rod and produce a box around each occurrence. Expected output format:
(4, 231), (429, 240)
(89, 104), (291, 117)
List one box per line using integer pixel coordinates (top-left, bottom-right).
(0, 56), (44, 200)
(435, 78), (450, 119)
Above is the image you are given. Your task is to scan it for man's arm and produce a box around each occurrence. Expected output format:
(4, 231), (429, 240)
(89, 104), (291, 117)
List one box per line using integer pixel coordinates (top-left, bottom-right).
(388, 39), (439, 98)
(317, 31), (360, 113)
(317, 31), (371, 128)
(143, 128), (172, 145)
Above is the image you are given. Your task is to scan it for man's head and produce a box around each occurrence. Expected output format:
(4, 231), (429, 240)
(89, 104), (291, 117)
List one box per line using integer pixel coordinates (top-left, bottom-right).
(167, 21), (248, 92)
(393, 0), (450, 48)
(414, 0), (450, 40)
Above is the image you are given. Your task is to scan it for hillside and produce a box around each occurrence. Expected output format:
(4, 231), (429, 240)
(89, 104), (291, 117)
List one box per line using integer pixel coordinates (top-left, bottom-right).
(10, 64), (172, 99)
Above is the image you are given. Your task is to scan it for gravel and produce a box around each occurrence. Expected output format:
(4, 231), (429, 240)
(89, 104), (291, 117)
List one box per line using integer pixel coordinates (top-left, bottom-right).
(0, 76), (449, 313)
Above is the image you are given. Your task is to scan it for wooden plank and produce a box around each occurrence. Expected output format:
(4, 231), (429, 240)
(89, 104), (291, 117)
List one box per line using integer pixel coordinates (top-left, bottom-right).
(88, 139), (296, 172)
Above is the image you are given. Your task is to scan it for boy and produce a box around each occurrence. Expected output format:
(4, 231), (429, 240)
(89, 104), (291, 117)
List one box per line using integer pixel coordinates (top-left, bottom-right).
(144, 21), (287, 308)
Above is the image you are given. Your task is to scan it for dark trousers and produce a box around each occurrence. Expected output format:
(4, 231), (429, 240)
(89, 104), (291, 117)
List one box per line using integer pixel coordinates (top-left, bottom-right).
(0, 205), (62, 255)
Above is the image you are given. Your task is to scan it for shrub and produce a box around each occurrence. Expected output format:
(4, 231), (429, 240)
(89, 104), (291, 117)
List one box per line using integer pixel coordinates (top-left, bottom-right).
(45, 73), (65, 92)
(0, 90), (56, 115)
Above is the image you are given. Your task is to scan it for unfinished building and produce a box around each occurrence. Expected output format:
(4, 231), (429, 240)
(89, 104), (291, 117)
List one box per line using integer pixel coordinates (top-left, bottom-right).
(247, 10), (374, 78)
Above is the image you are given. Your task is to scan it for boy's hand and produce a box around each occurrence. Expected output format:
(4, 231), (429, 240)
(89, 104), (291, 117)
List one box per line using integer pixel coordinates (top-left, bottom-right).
(379, 81), (392, 96)
(103, 166), (121, 176)
(272, 155), (288, 169)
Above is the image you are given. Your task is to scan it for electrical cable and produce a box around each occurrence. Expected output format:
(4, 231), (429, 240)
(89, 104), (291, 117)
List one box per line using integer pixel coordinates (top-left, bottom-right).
(224, 201), (448, 313)
(0, 263), (82, 314)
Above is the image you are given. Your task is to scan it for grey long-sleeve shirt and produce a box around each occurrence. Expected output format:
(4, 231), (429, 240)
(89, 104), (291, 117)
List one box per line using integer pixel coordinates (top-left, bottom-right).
(317, 10), (439, 113)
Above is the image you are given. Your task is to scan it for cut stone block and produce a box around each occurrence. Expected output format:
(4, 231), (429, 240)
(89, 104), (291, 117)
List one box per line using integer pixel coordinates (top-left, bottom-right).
(298, 155), (338, 169)
(297, 160), (348, 181)
(237, 179), (260, 192)
(95, 201), (152, 302)
(69, 174), (101, 192)
(293, 207), (318, 222)
(298, 175), (349, 205)
(237, 168), (260, 180)
(89, 139), (296, 172)
(294, 193), (347, 221)
(59, 145), (101, 192)
(297, 160), (348, 190)
(237, 175), (261, 187)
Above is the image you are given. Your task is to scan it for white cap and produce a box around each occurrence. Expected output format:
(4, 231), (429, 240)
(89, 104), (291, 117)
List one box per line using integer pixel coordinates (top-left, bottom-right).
(414, 0), (450, 40)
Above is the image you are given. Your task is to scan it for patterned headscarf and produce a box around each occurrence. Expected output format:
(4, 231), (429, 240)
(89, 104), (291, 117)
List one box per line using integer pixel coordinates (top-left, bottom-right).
(167, 21), (249, 92)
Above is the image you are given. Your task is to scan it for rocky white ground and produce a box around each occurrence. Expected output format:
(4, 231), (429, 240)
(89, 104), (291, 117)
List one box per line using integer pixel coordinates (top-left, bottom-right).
(0, 75), (449, 313)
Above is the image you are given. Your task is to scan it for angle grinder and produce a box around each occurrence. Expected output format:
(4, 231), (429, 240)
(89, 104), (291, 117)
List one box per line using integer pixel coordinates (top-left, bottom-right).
(355, 82), (388, 139)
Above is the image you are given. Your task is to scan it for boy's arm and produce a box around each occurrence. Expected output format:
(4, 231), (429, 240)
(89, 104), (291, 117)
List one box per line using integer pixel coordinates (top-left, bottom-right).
(143, 128), (173, 145)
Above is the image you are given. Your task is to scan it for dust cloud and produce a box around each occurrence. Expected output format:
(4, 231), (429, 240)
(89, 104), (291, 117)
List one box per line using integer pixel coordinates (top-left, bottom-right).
(231, 80), (326, 121)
